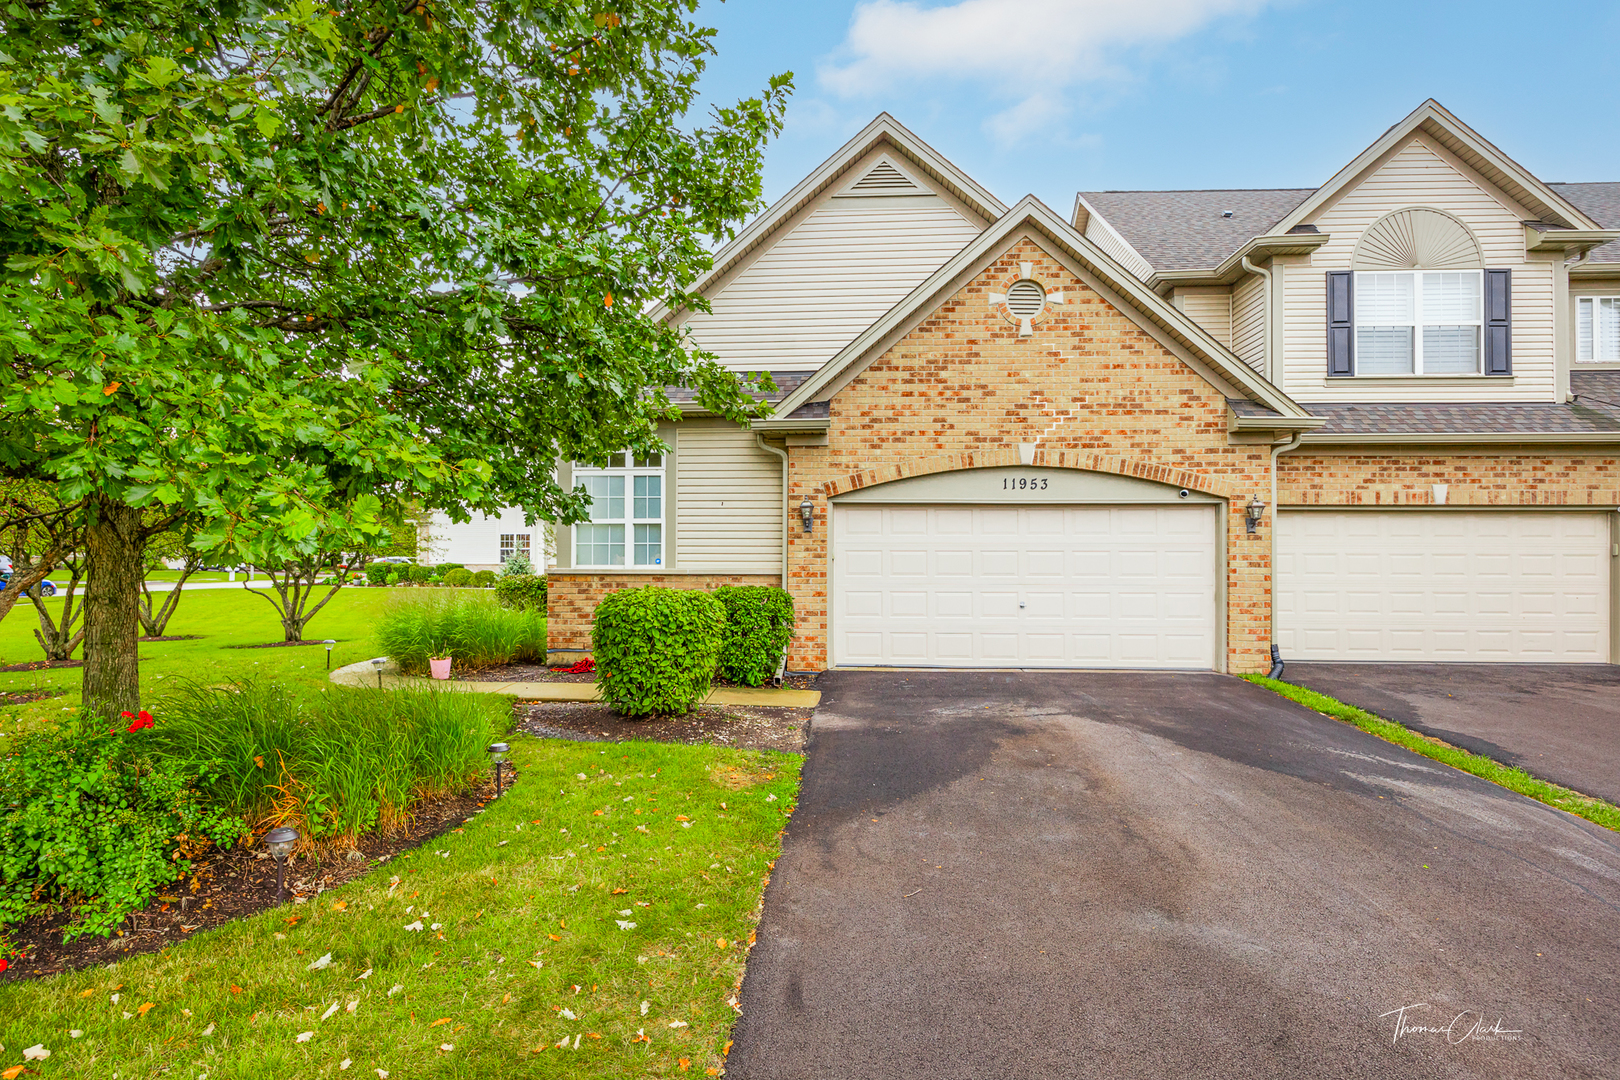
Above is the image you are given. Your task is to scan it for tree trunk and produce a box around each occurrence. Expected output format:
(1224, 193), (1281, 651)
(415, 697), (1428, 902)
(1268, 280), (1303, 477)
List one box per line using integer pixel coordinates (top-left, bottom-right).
(83, 496), (144, 719)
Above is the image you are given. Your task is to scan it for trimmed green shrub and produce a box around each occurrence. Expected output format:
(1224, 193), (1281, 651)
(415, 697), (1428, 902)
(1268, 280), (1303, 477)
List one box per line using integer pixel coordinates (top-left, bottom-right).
(473, 569), (497, 588)
(442, 567), (475, 587)
(435, 563), (466, 573)
(405, 564), (433, 584)
(375, 592), (546, 672)
(713, 585), (795, 686)
(593, 586), (726, 717)
(148, 682), (501, 843)
(0, 720), (250, 943)
(494, 573), (548, 612)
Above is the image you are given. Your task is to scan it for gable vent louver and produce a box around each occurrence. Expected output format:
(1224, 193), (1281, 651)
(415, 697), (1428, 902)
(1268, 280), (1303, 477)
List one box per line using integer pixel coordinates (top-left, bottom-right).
(1006, 279), (1046, 317)
(844, 160), (923, 196)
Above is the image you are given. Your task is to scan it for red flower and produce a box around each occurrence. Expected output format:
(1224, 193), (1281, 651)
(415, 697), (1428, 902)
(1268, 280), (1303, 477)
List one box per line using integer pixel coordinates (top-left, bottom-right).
(125, 712), (154, 733)
(0, 957), (8, 973)
(138, 710), (153, 724)
(120, 711), (135, 719)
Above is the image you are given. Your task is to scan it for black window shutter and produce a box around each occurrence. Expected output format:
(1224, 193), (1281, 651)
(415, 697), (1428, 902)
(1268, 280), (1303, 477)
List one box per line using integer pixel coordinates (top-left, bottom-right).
(1483, 269), (1511, 375)
(1326, 271), (1354, 377)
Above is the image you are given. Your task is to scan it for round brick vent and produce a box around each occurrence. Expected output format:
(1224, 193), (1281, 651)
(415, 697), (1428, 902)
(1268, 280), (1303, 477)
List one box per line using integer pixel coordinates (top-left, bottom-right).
(1006, 279), (1046, 318)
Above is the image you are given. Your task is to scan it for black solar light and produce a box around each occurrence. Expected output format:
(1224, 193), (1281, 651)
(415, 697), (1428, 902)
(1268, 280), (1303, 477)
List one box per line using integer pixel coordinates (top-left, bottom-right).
(488, 742), (510, 797)
(324, 640), (336, 670)
(370, 657), (385, 688)
(264, 826), (299, 902)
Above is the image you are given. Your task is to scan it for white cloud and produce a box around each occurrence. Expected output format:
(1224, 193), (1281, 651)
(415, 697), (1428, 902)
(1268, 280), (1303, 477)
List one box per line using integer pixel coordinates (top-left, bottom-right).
(820, 0), (1273, 141)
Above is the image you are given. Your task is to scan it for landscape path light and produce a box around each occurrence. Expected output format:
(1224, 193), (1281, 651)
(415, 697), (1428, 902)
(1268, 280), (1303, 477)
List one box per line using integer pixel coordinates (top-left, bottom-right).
(264, 826), (299, 903)
(323, 640), (336, 670)
(488, 742), (510, 797)
(370, 657), (385, 688)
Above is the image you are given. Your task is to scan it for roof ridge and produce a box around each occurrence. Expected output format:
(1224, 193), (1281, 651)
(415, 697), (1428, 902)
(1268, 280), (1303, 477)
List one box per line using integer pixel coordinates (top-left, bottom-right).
(1083, 187), (1317, 195)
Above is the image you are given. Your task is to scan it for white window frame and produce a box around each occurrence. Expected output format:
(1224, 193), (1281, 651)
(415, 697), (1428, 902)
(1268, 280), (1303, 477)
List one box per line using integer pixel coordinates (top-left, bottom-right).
(499, 533), (531, 563)
(1577, 296), (1620, 363)
(1353, 269), (1484, 376)
(572, 452), (665, 568)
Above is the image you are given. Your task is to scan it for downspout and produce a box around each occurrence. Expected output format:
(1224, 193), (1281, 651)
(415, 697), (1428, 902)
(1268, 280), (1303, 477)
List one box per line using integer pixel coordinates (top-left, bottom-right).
(756, 434), (791, 686)
(1268, 431), (1304, 679)
(1241, 254), (1272, 382)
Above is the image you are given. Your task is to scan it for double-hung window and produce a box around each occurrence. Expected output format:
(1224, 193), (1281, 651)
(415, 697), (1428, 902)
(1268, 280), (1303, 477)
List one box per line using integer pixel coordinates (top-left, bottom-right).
(573, 453), (664, 567)
(1354, 270), (1483, 375)
(499, 534), (530, 563)
(1577, 297), (1620, 362)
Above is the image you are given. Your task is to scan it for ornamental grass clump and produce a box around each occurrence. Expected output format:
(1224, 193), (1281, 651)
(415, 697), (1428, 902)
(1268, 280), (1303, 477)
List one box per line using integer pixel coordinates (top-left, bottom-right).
(712, 585), (795, 686)
(146, 681), (502, 843)
(592, 586), (726, 717)
(374, 592), (545, 673)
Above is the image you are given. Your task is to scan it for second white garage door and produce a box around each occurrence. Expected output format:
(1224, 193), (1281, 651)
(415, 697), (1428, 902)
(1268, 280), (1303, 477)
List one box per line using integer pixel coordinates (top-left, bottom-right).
(1277, 511), (1612, 662)
(831, 505), (1219, 669)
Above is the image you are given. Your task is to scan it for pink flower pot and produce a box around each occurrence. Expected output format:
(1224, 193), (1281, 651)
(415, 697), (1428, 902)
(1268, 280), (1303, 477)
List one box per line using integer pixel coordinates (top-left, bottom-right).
(429, 657), (452, 680)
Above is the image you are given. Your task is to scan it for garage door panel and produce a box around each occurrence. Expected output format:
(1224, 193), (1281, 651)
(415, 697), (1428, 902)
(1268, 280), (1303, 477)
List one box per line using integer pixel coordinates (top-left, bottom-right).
(833, 504), (1217, 669)
(1278, 511), (1610, 662)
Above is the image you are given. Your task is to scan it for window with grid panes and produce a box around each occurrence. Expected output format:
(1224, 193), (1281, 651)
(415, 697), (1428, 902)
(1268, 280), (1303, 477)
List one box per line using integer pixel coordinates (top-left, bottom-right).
(499, 534), (531, 563)
(1354, 270), (1483, 375)
(573, 453), (663, 566)
(1578, 297), (1620, 362)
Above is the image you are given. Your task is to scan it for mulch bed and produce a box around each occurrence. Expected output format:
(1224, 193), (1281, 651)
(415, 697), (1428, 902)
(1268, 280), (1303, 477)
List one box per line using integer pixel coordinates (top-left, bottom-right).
(139, 634), (202, 642)
(461, 663), (821, 693)
(224, 640), (332, 650)
(0, 659), (82, 673)
(0, 778), (513, 983)
(0, 688), (66, 707)
(516, 701), (811, 754)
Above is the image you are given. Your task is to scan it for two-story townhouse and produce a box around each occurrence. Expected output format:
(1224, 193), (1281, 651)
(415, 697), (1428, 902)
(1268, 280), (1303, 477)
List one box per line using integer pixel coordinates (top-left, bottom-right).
(539, 101), (1620, 674)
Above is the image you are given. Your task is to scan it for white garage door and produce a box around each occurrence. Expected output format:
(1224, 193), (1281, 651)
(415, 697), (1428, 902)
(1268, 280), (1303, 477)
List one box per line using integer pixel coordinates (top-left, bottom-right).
(1277, 511), (1611, 662)
(831, 505), (1219, 668)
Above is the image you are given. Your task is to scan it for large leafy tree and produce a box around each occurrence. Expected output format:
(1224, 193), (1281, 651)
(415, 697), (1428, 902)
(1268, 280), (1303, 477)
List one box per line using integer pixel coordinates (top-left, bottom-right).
(1, 0), (790, 715)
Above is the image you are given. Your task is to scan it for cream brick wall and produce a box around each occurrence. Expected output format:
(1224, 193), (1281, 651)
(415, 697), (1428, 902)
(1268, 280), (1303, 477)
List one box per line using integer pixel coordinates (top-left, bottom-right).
(1279, 451), (1620, 506)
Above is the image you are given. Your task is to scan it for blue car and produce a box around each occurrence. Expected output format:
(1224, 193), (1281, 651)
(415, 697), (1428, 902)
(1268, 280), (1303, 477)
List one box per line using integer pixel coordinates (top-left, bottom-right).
(0, 558), (57, 596)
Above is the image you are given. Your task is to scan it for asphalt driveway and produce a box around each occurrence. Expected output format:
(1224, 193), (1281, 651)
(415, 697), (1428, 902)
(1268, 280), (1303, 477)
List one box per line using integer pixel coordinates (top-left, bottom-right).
(729, 670), (1620, 1079)
(1287, 663), (1620, 806)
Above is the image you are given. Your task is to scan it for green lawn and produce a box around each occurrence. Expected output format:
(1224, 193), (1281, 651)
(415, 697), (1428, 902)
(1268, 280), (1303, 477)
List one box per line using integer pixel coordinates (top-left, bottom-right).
(142, 570), (257, 584)
(0, 587), (404, 744)
(0, 734), (801, 1078)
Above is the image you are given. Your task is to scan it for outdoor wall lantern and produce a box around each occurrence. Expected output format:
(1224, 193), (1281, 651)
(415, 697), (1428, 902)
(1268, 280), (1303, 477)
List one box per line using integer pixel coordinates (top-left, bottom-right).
(323, 640), (337, 670)
(799, 497), (813, 534)
(1245, 493), (1267, 534)
(264, 826), (300, 903)
(487, 742), (510, 797)
(370, 657), (385, 688)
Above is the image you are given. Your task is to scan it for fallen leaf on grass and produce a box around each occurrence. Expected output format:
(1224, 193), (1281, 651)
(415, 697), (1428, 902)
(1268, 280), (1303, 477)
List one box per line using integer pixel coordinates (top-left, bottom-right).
(616, 920), (637, 930)
(295, 1031), (313, 1043)
(2, 1065), (25, 1079)
(331, 901), (348, 912)
(387, 985), (404, 997)
(230, 985), (243, 994)
(668, 1020), (688, 1029)
(528, 960), (544, 970)
(347, 1000), (359, 1013)
(137, 1002), (154, 1017)
(547, 933), (560, 941)
(679, 1058), (690, 1070)
(339, 1060), (352, 1071)
(559, 1008), (577, 1020)
(78, 989), (95, 998)
(21, 1047), (48, 1062)
(438, 1043), (454, 1052)
(355, 968), (373, 980)
(641, 1000), (650, 1016)
(403, 921), (423, 932)
(69, 1031), (82, 1039)
(321, 1002), (340, 1021)
(430, 1018), (451, 1027)
(202, 1023), (215, 1036)
(307, 953), (332, 971)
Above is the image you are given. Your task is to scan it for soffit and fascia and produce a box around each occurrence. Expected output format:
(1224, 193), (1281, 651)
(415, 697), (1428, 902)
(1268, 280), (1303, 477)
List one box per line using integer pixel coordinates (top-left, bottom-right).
(770, 195), (1320, 431)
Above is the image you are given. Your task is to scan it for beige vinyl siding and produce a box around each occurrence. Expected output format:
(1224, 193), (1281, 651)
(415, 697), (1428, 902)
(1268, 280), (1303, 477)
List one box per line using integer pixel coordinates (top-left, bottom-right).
(674, 423), (782, 573)
(1230, 274), (1267, 372)
(677, 196), (981, 372)
(1283, 134), (1555, 402)
(1083, 217), (1154, 281)
(1175, 288), (1233, 348)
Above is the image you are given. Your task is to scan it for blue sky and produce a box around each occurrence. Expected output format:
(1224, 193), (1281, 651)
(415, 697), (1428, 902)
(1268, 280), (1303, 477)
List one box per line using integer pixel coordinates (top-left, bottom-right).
(693, 0), (1620, 212)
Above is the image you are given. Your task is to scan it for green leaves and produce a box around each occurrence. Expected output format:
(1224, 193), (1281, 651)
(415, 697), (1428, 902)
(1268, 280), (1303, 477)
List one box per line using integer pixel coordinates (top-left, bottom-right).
(593, 587), (727, 718)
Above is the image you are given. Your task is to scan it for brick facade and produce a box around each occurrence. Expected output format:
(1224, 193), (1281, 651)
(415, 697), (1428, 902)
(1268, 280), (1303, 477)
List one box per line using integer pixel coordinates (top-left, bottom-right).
(784, 238), (1277, 673)
(546, 572), (782, 654)
(1279, 451), (1620, 506)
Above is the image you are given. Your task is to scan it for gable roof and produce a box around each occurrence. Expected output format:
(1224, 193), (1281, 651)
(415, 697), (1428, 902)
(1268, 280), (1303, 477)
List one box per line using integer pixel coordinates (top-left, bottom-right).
(1551, 182), (1620, 263)
(650, 114), (1007, 323)
(1271, 99), (1601, 236)
(1074, 189), (1314, 272)
(1076, 100), (1608, 281)
(768, 195), (1319, 428)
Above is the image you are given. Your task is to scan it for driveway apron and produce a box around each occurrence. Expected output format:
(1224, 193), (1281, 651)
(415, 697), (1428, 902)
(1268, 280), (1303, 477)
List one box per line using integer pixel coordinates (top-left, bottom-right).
(728, 670), (1620, 1080)
(1287, 663), (1620, 806)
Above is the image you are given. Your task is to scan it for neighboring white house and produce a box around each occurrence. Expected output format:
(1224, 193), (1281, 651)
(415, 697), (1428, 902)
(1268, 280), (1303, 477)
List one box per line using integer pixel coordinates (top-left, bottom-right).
(417, 508), (549, 573)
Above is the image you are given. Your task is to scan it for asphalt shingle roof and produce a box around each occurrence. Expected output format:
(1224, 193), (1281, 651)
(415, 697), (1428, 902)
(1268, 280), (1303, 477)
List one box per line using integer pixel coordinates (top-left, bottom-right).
(1079, 189), (1315, 272)
(665, 371), (811, 406)
(1550, 182), (1620, 262)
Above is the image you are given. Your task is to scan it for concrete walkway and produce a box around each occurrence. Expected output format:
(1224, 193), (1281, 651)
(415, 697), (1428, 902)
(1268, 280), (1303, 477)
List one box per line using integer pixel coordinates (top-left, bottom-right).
(329, 658), (821, 708)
